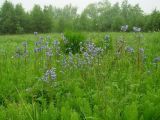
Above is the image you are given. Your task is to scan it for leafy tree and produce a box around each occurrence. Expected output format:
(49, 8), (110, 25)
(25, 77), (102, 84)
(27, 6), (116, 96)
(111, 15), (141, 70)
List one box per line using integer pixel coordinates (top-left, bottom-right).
(80, 3), (98, 31)
(30, 5), (44, 32)
(42, 5), (54, 33)
(63, 4), (77, 31)
(148, 10), (160, 31)
(98, 0), (112, 31)
(0, 1), (16, 34)
(14, 4), (26, 33)
(128, 4), (144, 30)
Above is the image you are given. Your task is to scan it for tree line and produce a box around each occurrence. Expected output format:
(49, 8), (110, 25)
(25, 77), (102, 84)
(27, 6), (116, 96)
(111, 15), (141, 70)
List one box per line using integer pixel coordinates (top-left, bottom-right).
(0, 0), (160, 34)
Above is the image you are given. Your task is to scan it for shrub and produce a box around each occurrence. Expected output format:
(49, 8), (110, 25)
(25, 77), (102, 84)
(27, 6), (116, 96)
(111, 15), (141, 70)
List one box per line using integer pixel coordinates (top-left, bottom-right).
(62, 31), (86, 54)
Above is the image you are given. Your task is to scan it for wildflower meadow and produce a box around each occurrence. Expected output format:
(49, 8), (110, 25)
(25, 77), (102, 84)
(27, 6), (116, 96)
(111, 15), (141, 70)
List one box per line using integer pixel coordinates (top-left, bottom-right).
(0, 0), (160, 119)
(0, 28), (160, 120)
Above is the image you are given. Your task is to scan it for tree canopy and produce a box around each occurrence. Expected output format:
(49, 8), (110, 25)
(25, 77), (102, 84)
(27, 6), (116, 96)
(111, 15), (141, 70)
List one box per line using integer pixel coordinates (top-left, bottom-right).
(0, 0), (160, 34)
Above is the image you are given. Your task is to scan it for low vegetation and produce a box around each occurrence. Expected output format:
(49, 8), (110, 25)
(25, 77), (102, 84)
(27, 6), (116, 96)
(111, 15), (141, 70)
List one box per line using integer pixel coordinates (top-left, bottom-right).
(0, 29), (160, 119)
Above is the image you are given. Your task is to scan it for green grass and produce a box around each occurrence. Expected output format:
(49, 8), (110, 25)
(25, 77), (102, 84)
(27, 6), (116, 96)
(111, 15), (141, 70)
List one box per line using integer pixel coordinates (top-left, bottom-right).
(0, 32), (160, 120)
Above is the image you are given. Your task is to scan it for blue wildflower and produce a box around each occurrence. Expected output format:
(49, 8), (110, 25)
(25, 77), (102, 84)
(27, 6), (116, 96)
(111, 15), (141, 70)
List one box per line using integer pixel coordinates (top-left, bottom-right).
(53, 40), (60, 47)
(104, 35), (110, 42)
(34, 32), (38, 36)
(47, 35), (51, 40)
(43, 68), (56, 82)
(133, 27), (141, 32)
(153, 57), (160, 63)
(121, 25), (128, 32)
(125, 47), (134, 53)
(46, 48), (53, 57)
(22, 42), (27, 47)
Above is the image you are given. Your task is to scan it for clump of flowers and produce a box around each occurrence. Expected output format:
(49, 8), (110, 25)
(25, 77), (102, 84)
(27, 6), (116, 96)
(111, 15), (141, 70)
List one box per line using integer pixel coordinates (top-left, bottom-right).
(53, 40), (60, 47)
(47, 35), (51, 40)
(22, 41), (27, 47)
(83, 51), (92, 64)
(34, 37), (45, 53)
(81, 41), (104, 65)
(34, 32), (38, 36)
(104, 34), (112, 50)
(46, 48), (53, 57)
(15, 47), (23, 57)
(22, 41), (28, 57)
(105, 35), (110, 42)
(153, 57), (160, 63)
(42, 68), (56, 82)
(116, 36), (126, 57)
(61, 33), (68, 44)
(34, 48), (42, 53)
(125, 46), (134, 53)
(61, 54), (68, 68)
(53, 40), (61, 57)
(133, 27), (141, 32)
(69, 51), (74, 65)
(121, 25), (128, 32)
(15, 42), (29, 58)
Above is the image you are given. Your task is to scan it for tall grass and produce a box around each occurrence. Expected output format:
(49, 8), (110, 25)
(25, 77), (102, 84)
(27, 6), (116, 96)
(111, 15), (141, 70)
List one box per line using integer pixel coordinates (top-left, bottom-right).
(0, 32), (160, 120)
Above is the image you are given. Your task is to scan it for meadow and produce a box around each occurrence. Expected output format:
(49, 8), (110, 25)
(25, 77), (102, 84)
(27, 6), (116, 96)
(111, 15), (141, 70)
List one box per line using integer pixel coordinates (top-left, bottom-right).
(0, 32), (160, 120)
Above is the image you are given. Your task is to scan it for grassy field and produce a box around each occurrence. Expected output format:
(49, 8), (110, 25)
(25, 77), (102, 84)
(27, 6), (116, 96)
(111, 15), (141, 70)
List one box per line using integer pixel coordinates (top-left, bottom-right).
(0, 32), (160, 120)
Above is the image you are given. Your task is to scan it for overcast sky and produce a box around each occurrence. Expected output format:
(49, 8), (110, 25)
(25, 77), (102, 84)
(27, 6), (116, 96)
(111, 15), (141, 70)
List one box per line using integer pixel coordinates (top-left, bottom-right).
(0, 0), (160, 14)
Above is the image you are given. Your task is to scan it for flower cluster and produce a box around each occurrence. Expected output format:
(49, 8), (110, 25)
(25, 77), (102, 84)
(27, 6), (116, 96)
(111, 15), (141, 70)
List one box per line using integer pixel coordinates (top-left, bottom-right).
(46, 48), (53, 57)
(15, 47), (22, 57)
(125, 46), (134, 53)
(133, 27), (141, 32)
(34, 32), (38, 36)
(153, 57), (160, 63)
(42, 68), (56, 82)
(121, 25), (128, 32)
(104, 35), (110, 42)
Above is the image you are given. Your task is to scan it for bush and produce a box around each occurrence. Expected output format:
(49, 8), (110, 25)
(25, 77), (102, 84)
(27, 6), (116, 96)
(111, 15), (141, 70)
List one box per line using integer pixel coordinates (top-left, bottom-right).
(62, 31), (86, 54)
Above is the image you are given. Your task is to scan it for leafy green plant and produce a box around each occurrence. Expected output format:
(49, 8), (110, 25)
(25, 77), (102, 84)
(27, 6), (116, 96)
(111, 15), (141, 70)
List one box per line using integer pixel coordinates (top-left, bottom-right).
(62, 31), (86, 54)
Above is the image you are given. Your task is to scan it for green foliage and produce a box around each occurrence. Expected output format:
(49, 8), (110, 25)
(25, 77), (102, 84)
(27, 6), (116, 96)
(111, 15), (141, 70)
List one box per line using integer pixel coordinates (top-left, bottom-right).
(124, 102), (138, 120)
(63, 31), (86, 53)
(1, 0), (160, 118)
(30, 5), (44, 32)
(14, 4), (26, 34)
(146, 10), (160, 31)
(0, 0), (160, 34)
(16, 23), (24, 34)
(61, 104), (71, 120)
(0, 32), (160, 119)
(0, 1), (16, 34)
(71, 111), (80, 120)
